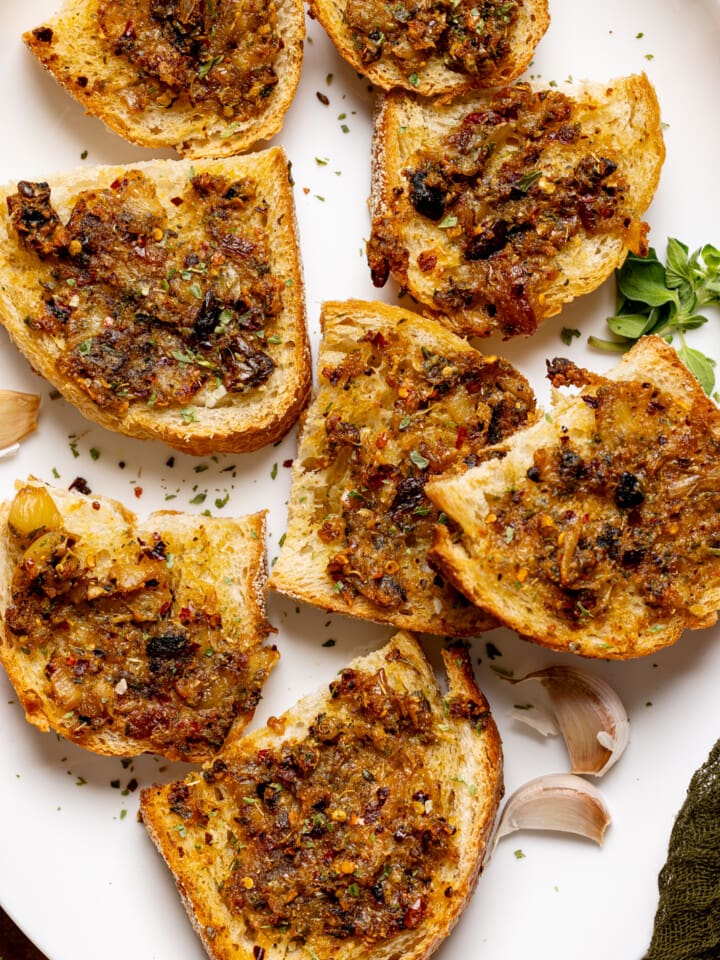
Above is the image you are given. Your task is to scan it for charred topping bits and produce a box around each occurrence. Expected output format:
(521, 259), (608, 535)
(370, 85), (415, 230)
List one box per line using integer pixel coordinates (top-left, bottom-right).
(368, 83), (647, 337)
(7, 170), (283, 413)
(345, 0), (519, 79)
(96, 0), (282, 121)
(315, 328), (534, 609)
(4, 490), (276, 757)
(481, 359), (720, 627)
(174, 666), (458, 942)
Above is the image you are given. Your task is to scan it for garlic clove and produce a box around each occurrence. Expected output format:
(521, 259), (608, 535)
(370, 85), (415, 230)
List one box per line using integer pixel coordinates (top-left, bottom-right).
(506, 666), (629, 777)
(491, 773), (611, 855)
(0, 444), (20, 461)
(510, 702), (559, 737)
(0, 390), (40, 448)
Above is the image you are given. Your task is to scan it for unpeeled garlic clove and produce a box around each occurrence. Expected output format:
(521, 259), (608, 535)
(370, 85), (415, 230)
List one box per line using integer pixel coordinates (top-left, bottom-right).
(0, 390), (40, 448)
(491, 773), (611, 855)
(510, 702), (558, 737)
(506, 666), (629, 777)
(0, 444), (20, 461)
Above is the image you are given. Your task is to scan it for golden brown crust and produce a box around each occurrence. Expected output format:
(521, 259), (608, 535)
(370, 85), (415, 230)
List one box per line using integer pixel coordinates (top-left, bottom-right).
(24, 0), (304, 158)
(269, 299), (538, 636)
(140, 631), (503, 960)
(427, 336), (720, 659)
(0, 479), (277, 760)
(308, 0), (549, 96)
(0, 150), (311, 456)
(369, 75), (665, 339)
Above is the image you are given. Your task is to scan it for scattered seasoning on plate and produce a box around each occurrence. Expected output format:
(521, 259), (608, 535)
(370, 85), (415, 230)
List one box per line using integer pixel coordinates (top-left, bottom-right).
(561, 327), (581, 346)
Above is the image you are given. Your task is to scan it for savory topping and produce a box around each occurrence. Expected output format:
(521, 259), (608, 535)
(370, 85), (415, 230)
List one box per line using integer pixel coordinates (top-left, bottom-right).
(97, 0), (282, 123)
(166, 665), (460, 941)
(491, 773), (611, 853)
(0, 389), (40, 449)
(345, 0), (519, 80)
(4, 485), (275, 757)
(507, 666), (630, 777)
(466, 357), (720, 633)
(7, 171), (283, 413)
(369, 83), (648, 337)
(314, 328), (534, 610)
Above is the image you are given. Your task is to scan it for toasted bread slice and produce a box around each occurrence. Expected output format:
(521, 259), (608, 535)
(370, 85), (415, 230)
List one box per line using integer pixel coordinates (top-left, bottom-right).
(426, 336), (720, 659)
(0, 479), (278, 760)
(24, 0), (304, 158)
(369, 75), (665, 339)
(0, 149), (311, 456)
(268, 300), (536, 636)
(309, 0), (549, 96)
(140, 631), (503, 960)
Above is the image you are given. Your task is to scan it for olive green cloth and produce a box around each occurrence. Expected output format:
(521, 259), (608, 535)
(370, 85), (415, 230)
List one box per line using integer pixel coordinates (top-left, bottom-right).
(644, 738), (720, 959)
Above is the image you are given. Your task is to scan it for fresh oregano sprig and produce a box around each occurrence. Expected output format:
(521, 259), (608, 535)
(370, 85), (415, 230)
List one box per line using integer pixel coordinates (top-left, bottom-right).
(589, 238), (720, 395)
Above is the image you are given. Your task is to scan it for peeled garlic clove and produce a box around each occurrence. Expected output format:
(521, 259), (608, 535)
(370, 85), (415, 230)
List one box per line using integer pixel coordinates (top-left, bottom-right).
(8, 485), (63, 541)
(507, 666), (629, 777)
(491, 773), (611, 854)
(0, 390), (40, 448)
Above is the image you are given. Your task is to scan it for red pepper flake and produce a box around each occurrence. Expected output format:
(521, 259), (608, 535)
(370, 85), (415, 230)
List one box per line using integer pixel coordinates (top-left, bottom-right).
(316, 92), (330, 105)
(91, 500), (101, 510)
(455, 425), (468, 448)
(283, 459), (294, 468)
(376, 431), (388, 449)
(417, 251), (438, 273)
(362, 330), (388, 349)
(134, 486), (143, 498)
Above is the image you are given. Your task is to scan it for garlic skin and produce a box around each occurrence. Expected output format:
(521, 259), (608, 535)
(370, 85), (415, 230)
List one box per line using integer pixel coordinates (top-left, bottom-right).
(0, 390), (40, 449)
(506, 666), (629, 777)
(510, 702), (559, 737)
(491, 773), (611, 855)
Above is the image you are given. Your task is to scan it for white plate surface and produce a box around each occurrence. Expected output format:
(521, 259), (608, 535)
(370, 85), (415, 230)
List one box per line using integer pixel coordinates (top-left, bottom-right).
(1, 1), (720, 958)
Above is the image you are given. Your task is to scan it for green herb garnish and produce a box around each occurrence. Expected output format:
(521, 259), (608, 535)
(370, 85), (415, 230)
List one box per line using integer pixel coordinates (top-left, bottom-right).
(560, 327), (581, 346)
(198, 55), (223, 80)
(514, 170), (542, 193)
(593, 239), (720, 395)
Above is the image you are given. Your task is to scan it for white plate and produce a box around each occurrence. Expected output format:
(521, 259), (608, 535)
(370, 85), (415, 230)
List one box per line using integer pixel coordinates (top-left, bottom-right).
(1, 1), (720, 958)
